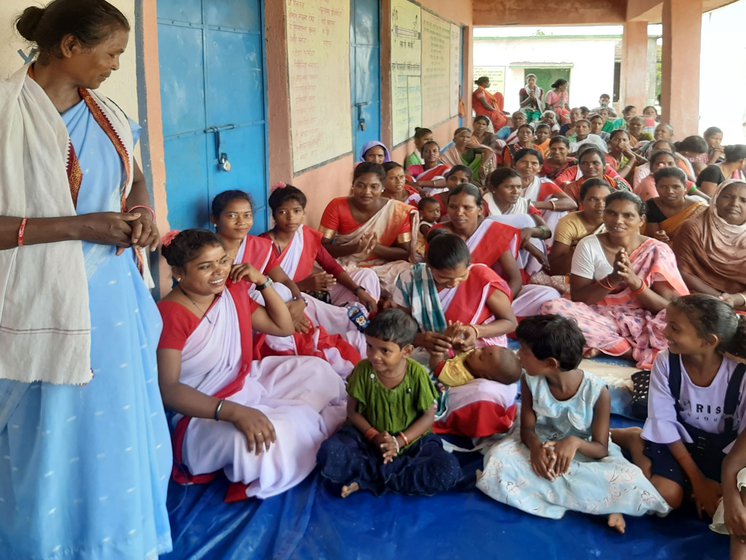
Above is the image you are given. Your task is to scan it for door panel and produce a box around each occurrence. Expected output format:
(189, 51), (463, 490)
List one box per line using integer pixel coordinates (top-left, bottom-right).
(207, 126), (268, 231)
(204, 1), (261, 29)
(162, 135), (210, 227)
(351, 0), (381, 158)
(204, 31), (264, 125)
(158, 26), (206, 138)
(158, 0), (267, 233)
(158, 0), (202, 25)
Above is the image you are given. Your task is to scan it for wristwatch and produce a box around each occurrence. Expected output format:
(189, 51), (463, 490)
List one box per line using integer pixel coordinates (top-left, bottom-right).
(255, 278), (274, 291)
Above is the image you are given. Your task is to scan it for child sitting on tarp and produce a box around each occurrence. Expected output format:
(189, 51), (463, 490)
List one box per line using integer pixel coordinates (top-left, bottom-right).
(317, 309), (462, 498)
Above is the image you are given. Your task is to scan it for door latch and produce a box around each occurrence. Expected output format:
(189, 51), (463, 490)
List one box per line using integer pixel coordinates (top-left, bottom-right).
(354, 102), (369, 132)
(205, 124), (236, 172)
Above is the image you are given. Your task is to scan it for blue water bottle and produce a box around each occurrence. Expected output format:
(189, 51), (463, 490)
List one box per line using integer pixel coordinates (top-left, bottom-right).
(346, 303), (370, 332)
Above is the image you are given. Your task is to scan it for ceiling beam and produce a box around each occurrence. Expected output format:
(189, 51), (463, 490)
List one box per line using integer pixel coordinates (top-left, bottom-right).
(473, 0), (626, 26)
(626, 0), (662, 21)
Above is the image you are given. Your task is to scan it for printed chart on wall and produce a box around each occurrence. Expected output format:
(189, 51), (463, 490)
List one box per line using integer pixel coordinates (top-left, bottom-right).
(390, 0), (462, 146)
(286, 0), (352, 173)
(391, 0), (421, 146)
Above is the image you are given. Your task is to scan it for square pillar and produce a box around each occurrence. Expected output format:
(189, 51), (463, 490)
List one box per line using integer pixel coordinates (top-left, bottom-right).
(620, 21), (649, 110)
(661, 0), (702, 136)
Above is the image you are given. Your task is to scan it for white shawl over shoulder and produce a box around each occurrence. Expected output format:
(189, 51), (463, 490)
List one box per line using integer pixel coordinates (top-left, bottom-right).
(0, 65), (133, 384)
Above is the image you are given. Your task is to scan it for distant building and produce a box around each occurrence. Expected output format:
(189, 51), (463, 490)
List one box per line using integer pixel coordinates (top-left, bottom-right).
(473, 26), (659, 115)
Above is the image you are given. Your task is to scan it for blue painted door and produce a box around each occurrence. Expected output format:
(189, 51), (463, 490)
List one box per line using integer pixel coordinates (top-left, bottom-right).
(350, 0), (381, 159)
(157, 0), (268, 232)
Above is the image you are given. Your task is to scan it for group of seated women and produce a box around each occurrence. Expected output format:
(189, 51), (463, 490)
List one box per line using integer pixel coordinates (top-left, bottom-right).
(155, 115), (746, 551)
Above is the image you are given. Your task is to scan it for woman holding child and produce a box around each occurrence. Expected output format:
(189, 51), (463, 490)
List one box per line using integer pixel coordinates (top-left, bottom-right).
(158, 230), (346, 500)
(394, 234), (520, 438)
(541, 191), (689, 370)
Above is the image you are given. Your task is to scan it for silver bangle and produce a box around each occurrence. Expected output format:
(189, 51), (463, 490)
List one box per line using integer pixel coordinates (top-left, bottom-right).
(214, 399), (226, 421)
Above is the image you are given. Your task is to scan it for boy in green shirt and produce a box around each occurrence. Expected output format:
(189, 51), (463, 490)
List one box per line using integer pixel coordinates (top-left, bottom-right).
(317, 309), (462, 497)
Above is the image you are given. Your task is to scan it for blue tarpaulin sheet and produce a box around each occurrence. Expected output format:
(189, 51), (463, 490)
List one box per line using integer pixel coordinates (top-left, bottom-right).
(162, 446), (728, 560)
(161, 349), (728, 560)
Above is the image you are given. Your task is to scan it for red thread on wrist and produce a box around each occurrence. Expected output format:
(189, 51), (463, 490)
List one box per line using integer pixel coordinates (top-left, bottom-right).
(17, 218), (28, 247)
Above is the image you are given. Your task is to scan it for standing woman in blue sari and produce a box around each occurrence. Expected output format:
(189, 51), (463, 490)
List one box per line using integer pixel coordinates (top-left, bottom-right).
(0, 1), (172, 558)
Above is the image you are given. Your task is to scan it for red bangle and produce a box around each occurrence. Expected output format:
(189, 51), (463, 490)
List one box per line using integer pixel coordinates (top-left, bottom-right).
(630, 280), (647, 296)
(399, 432), (409, 446)
(17, 218), (28, 247)
(364, 427), (379, 441)
(127, 204), (156, 220)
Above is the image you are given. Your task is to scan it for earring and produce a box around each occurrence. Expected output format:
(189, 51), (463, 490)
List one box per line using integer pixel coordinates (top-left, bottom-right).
(176, 277), (182, 282)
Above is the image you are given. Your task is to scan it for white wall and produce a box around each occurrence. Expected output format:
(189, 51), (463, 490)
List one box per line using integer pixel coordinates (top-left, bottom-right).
(699, 0), (746, 142)
(473, 36), (617, 113)
(0, 1), (139, 119)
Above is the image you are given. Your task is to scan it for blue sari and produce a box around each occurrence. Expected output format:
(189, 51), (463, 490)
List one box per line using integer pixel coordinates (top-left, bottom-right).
(0, 98), (172, 559)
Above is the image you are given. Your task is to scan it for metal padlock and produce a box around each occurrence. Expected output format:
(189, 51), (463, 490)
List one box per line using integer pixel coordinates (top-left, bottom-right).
(219, 153), (232, 172)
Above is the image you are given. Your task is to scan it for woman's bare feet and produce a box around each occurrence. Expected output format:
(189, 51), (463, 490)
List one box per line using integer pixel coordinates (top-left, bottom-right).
(608, 513), (626, 534)
(341, 482), (360, 498)
(611, 427), (652, 479)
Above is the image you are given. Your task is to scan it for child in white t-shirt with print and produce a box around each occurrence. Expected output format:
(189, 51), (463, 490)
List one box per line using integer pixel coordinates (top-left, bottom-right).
(615, 295), (746, 541)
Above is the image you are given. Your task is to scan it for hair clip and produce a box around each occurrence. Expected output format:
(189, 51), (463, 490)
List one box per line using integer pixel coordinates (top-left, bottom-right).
(161, 230), (181, 248)
(270, 182), (287, 192)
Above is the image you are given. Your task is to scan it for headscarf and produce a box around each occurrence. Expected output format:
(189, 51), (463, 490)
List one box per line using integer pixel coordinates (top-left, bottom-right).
(359, 140), (392, 163)
(703, 179), (746, 254)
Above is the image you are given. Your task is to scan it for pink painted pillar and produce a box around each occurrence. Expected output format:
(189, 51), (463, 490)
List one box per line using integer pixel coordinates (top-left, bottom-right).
(661, 0), (702, 136)
(620, 21), (648, 111)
